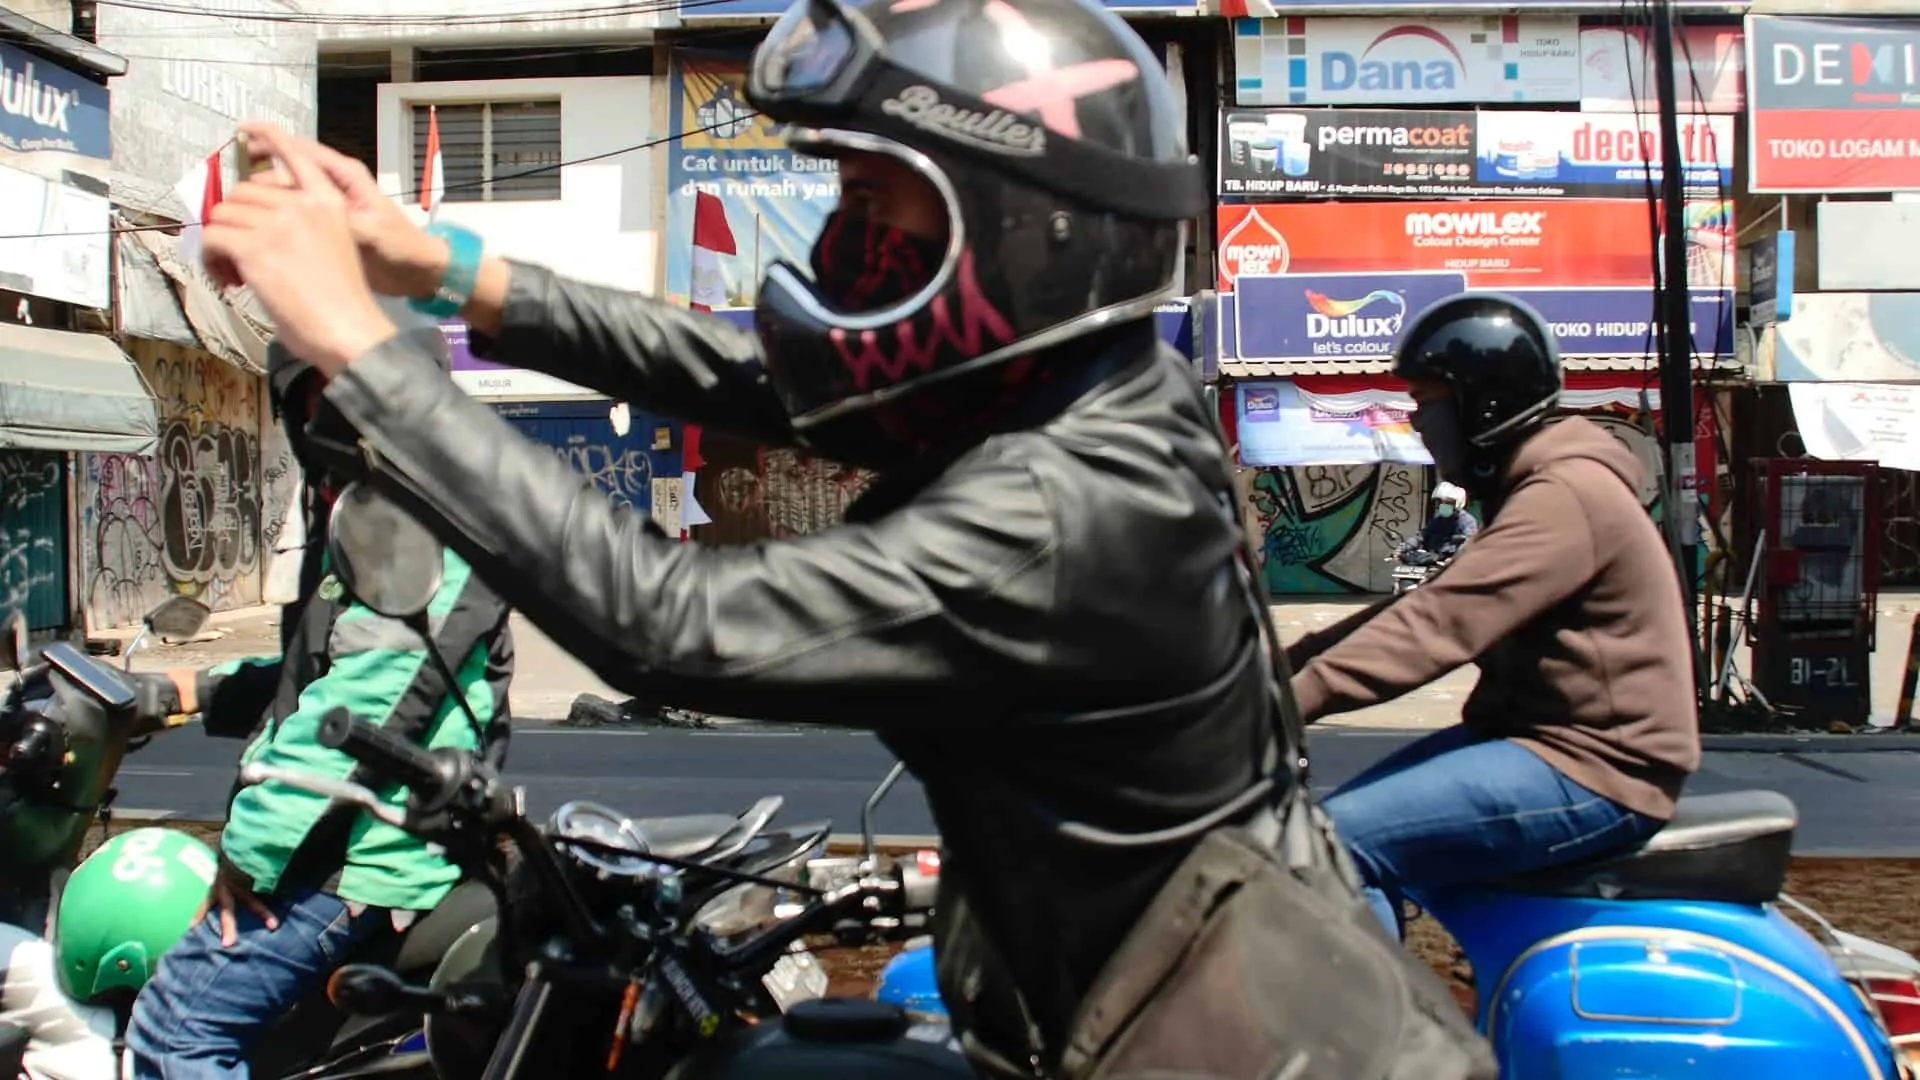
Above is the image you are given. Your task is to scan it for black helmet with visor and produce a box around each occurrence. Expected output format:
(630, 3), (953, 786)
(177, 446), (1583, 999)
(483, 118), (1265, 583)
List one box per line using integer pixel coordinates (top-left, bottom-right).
(744, 0), (1208, 467)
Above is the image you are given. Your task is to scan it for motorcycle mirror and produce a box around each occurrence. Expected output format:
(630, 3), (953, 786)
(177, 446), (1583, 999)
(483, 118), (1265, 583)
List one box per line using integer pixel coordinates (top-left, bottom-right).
(327, 482), (445, 620)
(860, 762), (907, 866)
(143, 596), (211, 642)
(2, 611), (26, 672)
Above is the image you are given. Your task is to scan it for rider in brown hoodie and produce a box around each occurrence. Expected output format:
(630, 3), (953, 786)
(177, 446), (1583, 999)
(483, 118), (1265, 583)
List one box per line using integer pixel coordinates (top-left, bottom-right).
(1287, 293), (1703, 937)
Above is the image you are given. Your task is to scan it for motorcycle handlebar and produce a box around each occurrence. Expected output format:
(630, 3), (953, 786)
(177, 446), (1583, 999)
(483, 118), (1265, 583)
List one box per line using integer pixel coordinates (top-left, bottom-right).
(316, 709), (449, 798)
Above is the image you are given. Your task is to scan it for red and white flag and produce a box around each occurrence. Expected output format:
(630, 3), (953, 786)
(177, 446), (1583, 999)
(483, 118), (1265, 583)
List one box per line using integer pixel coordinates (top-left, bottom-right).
(688, 189), (736, 313)
(680, 424), (712, 540)
(173, 144), (229, 266)
(419, 105), (445, 221)
(1216, 0), (1276, 15)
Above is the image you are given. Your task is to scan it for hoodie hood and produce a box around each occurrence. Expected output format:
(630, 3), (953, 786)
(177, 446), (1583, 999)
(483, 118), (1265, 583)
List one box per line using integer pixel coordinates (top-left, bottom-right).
(1502, 416), (1643, 494)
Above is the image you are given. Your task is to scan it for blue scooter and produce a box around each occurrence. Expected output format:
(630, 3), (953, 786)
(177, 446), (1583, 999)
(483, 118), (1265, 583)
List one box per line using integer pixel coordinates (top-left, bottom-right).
(875, 788), (1920, 1077)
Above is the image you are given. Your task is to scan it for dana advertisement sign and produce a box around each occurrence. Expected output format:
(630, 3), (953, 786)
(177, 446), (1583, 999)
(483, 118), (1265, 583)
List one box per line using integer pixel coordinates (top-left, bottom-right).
(1215, 200), (1735, 367)
(1747, 15), (1920, 193)
(1232, 16), (1581, 107)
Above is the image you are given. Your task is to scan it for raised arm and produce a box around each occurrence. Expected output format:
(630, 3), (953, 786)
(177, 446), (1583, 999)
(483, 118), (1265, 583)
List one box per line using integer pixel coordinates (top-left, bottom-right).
(423, 252), (796, 446)
(318, 334), (1057, 726)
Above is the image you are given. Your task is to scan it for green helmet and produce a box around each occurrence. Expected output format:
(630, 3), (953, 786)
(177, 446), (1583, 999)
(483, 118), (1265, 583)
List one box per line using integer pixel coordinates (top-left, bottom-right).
(54, 828), (218, 1002)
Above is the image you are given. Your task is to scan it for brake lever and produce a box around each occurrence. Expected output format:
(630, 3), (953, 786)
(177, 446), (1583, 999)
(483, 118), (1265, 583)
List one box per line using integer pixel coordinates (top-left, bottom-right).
(238, 763), (407, 828)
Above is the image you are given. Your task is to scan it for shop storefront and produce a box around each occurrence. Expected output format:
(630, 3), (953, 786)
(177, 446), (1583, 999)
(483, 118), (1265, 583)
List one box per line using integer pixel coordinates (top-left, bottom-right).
(1209, 12), (1745, 594)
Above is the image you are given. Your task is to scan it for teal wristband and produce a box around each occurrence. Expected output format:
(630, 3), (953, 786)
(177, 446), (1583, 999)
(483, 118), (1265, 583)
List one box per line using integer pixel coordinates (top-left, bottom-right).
(410, 222), (483, 319)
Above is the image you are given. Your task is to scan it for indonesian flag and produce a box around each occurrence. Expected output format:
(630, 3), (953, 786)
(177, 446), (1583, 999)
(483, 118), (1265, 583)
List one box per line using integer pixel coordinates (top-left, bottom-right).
(1216, 0), (1276, 15)
(688, 190), (736, 312)
(680, 424), (713, 541)
(173, 144), (228, 266)
(419, 105), (445, 221)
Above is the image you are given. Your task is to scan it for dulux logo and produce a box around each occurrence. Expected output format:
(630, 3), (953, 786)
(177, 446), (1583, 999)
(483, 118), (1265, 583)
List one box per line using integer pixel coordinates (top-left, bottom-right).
(0, 52), (78, 135)
(1321, 26), (1468, 95)
(1304, 289), (1406, 339)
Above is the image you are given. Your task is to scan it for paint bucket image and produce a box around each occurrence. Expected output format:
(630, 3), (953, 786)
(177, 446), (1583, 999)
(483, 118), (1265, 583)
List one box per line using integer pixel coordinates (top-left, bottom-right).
(1248, 134), (1279, 174)
(1281, 140), (1311, 176)
(1227, 120), (1265, 168)
(1491, 137), (1559, 181)
(1264, 112), (1308, 145)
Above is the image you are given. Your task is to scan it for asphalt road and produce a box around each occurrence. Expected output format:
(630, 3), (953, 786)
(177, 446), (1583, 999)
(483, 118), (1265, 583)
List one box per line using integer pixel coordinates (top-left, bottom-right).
(108, 726), (1920, 857)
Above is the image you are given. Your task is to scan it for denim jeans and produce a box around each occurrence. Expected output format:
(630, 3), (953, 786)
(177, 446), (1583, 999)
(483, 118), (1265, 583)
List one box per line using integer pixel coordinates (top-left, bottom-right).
(1321, 725), (1662, 938)
(126, 888), (382, 1080)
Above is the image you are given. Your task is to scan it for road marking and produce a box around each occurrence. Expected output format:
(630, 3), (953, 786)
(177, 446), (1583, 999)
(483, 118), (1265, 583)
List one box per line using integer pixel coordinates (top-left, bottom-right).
(112, 808), (178, 820)
(690, 731), (802, 738)
(116, 768), (194, 777)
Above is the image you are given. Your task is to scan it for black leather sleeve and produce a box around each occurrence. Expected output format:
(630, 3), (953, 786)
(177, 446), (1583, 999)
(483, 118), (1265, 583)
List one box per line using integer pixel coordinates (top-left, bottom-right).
(466, 261), (797, 446)
(322, 333), (1059, 726)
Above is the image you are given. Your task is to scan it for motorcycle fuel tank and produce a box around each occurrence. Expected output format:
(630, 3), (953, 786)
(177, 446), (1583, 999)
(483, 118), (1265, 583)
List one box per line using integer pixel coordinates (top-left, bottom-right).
(668, 999), (974, 1080)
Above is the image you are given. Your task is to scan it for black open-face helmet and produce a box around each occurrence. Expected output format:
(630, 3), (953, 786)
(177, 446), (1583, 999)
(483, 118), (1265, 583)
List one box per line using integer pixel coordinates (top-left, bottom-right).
(1393, 292), (1563, 455)
(744, 0), (1207, 467)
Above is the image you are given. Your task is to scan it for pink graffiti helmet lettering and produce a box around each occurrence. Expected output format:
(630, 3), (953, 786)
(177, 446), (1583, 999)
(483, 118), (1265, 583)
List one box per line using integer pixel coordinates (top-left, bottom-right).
(743, 0), (1207, 469)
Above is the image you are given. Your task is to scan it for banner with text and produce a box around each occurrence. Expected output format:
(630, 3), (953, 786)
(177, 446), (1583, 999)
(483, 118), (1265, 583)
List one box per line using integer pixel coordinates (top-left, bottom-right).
(663, 52), (840, 310)
(1747, 15), (1920, 193)
(1788, 382), (1920, 473)
(1236, 380), (1430, 467)
(1579, 24), (1744, 113)
(1220, 108), (1732, 198)
(1232, 16), (1582, 107)
(1215, 199), (1735, 367)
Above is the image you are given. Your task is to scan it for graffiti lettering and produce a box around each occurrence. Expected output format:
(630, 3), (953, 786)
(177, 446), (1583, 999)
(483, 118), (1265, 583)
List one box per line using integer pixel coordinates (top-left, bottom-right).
(0, 450), (63, 630)
(556, 442), (653, 510)
(760, 450), (874, 539)
(159, 420), (260, 586)
(79, 348), (268, 628)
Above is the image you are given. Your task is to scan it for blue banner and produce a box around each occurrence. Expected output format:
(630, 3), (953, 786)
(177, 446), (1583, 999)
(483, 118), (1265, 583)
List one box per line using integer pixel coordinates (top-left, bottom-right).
(1219, 272), (1734, 365)
(0, 42), (110, 161)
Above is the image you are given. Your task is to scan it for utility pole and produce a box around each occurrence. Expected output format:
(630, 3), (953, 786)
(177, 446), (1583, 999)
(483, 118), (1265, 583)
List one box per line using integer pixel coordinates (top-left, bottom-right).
(1650, 0), (1707, 677)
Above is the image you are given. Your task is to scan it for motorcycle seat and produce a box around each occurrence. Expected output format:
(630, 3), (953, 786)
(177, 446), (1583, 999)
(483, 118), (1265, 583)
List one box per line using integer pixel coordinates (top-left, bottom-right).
(636, 813), (752, 859)
(1498, 790), (1796, 905)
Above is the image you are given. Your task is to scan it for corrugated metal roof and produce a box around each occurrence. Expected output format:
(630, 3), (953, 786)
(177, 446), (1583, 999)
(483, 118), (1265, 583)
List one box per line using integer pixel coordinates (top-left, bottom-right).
(1218, 356), (1747, 378)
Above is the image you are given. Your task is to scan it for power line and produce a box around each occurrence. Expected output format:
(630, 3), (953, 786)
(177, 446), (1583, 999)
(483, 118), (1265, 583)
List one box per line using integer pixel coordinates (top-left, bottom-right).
(87, 0), (752, 28)
(0, 110), (765, 240)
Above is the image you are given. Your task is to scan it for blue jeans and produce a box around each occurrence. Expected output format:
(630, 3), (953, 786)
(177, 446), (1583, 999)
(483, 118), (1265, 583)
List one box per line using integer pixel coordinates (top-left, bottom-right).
(1322, 725), (1662, 938)
(126, 888), (383, 1080)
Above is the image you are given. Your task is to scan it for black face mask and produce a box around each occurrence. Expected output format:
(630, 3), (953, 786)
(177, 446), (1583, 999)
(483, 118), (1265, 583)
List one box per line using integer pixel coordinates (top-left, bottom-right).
(1411, 398), (1471, 487)
(807, 210), (945, 313)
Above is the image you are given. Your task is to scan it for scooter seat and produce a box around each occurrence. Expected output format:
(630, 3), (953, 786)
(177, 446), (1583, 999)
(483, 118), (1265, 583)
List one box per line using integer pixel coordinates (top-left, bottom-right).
(1498, 790), (1797, 905)
(636, 813), (750, 859)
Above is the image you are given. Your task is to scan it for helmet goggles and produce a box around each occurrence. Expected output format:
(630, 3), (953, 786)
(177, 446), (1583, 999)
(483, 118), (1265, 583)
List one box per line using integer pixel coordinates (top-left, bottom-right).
(745, 0), (1206, 223)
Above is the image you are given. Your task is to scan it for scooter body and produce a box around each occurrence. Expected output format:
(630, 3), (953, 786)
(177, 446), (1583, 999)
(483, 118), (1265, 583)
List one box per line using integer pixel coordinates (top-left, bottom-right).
(872, 789), (1913, 1079)
(1426, 890), (1898, 1078)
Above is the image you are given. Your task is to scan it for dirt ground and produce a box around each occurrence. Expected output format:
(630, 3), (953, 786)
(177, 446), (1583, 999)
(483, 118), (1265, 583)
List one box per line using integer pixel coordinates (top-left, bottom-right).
(98, 821), (1920, 1013)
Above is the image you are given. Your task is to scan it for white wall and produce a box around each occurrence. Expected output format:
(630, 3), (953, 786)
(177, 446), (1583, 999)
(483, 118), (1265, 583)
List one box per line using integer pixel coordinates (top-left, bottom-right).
(375, 76), (658, 296)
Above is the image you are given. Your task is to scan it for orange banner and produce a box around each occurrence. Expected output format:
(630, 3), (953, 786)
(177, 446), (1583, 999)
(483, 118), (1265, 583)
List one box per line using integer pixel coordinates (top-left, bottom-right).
(1216, 200), (1732, 293)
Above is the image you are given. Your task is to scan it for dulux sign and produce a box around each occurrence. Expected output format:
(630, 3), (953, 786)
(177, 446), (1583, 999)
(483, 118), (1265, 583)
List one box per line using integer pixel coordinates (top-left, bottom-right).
(0, 41), (110, 161)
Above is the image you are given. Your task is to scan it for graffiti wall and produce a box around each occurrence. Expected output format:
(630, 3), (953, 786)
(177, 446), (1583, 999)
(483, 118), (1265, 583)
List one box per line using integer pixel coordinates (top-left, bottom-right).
(490, 400), (682, 523)
(689, 428), (876, 546)
(77, 342), (272, 629)
(1245, 412), (1664, 594)
(0, 451), (68, 633)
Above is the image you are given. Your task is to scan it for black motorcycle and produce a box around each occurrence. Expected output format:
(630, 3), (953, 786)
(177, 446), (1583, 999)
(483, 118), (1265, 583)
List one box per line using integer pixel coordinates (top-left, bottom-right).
(0, 601), (481, 1080)
(238, 480), (970, 1080)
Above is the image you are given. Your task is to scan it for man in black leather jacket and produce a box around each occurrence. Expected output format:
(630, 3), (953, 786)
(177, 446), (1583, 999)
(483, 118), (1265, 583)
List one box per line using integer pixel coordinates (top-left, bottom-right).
(194, 0), (1290, 1072)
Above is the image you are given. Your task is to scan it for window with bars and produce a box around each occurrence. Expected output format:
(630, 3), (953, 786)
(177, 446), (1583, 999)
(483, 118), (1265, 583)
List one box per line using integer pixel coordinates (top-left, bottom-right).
(411, 101), (563, 203)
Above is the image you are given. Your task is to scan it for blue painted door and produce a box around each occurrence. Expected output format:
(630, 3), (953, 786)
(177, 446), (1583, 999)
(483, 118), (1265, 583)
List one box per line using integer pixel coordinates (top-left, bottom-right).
(491, 401), (682, 518)
(0, 451), (70, 631)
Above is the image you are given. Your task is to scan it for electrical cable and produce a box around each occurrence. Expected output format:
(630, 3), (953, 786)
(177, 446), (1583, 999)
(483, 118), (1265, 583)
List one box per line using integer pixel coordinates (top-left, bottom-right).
(0, 109), (762, 240)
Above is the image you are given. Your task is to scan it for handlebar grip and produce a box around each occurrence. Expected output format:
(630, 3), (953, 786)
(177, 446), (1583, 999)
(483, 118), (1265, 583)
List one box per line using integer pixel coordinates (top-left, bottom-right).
(316, 709), (444, 796)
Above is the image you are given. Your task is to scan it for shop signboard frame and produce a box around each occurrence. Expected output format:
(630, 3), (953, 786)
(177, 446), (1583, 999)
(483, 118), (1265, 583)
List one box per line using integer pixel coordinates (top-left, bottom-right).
(1214, 199), (1736, 367)
(1746, 14), (1920, 194)
(1219, 107), (1733, 198)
